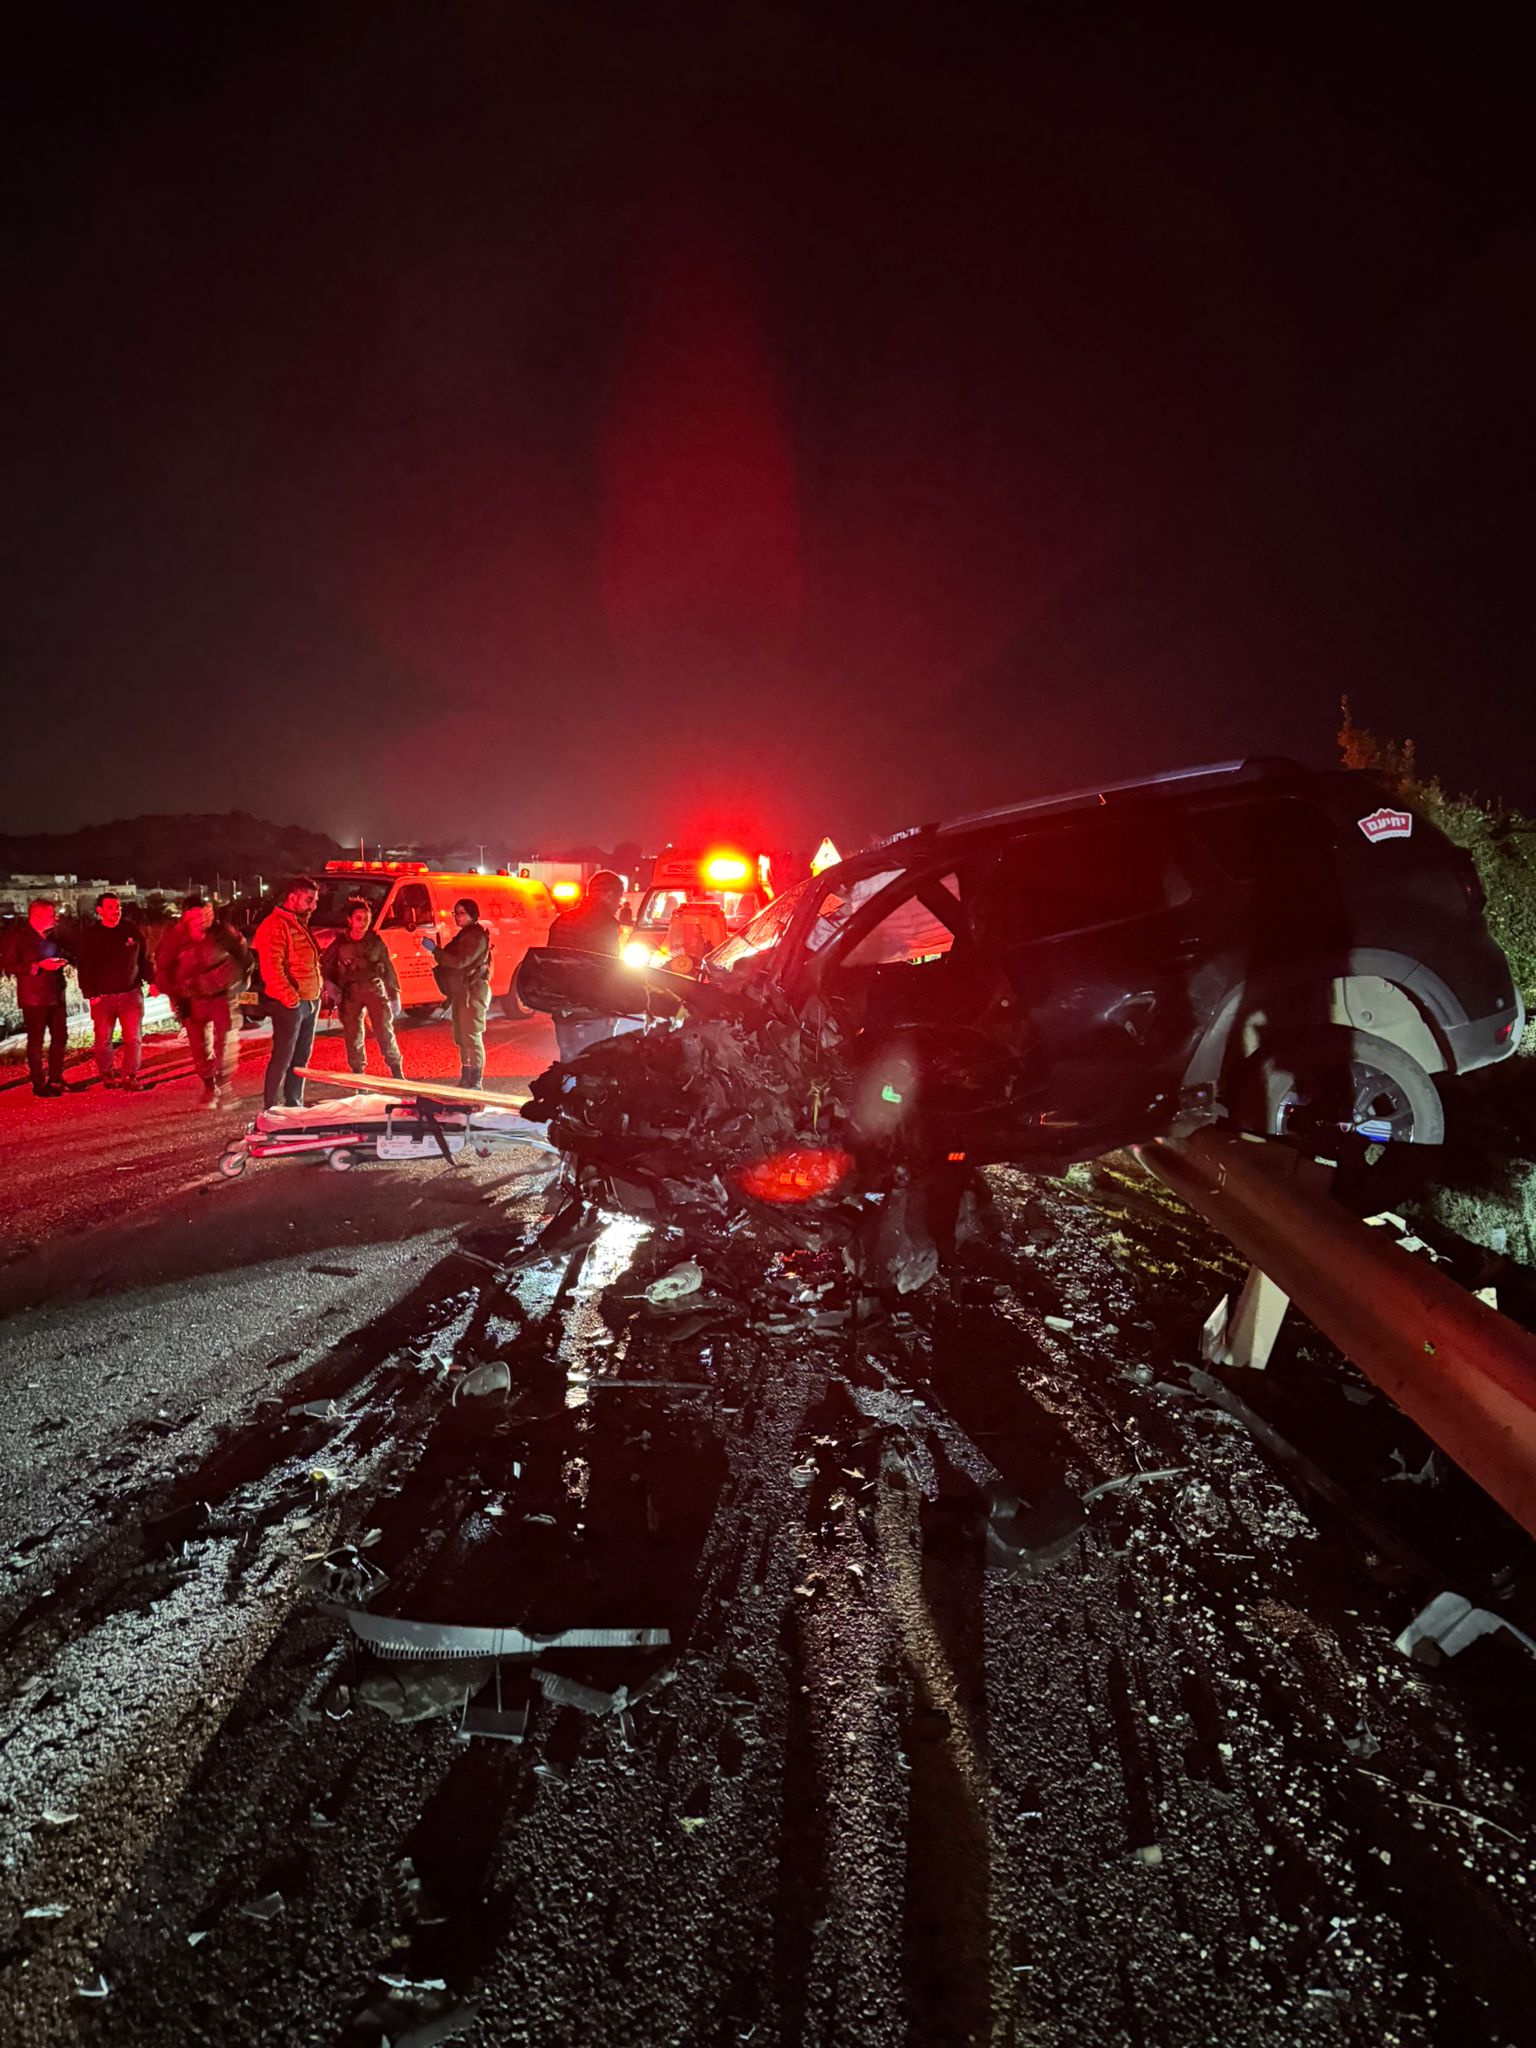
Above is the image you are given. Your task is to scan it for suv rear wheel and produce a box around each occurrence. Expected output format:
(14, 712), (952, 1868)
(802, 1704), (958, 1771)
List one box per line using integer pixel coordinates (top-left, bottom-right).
(1230, 1026), (1445, 1146)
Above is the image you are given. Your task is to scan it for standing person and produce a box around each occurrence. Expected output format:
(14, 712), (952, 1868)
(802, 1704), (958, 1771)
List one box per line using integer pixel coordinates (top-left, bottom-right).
(424, 898), (491, 1089)
(5, 899), (72, 1097)
(253, 877), (323, 1109)
(321, 897), (405, 1080)
(154, 897), (251, 1108)
(74, 892), (153, 1090)
(546, 869), (625, 1061)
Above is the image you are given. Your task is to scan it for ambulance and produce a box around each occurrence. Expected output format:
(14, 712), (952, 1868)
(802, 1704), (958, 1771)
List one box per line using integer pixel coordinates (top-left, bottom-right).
(622, 849), (775, 975)
(313, 861), (558, 1017)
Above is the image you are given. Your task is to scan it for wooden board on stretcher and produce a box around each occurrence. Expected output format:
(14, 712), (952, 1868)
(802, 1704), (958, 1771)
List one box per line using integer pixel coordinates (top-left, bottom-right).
(294, 1067), (531, 1111)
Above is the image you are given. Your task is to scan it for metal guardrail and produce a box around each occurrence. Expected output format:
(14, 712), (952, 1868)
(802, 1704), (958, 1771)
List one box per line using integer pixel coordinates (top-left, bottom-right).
(1136, 1127), (1536, 1541)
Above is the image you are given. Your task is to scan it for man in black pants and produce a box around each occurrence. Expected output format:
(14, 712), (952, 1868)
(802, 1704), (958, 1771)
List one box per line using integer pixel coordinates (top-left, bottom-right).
(5, 900), (72, 1097)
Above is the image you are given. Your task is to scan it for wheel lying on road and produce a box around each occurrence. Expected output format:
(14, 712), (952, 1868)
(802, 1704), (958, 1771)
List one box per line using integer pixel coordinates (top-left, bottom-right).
(328, 1147), (356, 1171)
(1229, 1026), (1445, 1146)
(217, 1148), (249, 1178)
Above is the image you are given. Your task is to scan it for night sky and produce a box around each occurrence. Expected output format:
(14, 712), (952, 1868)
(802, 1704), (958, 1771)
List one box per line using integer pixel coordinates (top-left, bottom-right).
(6, 7), (1534, 851)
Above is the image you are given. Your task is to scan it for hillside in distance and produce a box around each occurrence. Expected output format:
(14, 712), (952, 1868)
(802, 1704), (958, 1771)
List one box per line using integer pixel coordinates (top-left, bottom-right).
(0, 812), (344, 886)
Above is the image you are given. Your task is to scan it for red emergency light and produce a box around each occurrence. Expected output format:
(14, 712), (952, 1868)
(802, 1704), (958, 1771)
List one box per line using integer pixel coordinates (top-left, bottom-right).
(324, 859), (429, 874)
(703, 852), (751, 887)
(551, 880), (582, 903)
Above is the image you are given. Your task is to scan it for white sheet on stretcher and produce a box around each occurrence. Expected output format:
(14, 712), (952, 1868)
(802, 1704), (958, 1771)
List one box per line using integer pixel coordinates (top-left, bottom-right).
(256, 1095), (412, 1131)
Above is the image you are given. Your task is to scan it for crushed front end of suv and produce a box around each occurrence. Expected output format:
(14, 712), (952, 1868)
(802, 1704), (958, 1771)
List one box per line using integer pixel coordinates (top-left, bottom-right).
(517, 759), (1522, 1217)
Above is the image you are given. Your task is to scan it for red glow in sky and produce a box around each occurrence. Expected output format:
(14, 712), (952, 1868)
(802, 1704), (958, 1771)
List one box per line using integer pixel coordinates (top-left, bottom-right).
(601, 200), (803, 643)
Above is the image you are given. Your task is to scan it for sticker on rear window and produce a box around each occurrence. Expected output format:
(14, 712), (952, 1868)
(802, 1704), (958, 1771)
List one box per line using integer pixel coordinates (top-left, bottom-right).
(1357, 808), (1413, 844)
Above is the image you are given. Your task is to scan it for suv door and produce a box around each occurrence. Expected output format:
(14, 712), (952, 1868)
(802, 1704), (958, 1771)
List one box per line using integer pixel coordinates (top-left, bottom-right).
(968, 809), (1205, 1151)
(790, 861), (1045, 1157)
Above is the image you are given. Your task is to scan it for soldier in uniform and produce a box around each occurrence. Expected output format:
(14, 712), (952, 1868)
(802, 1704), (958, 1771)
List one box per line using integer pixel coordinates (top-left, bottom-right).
(321, 897), (405, 1079)
(424, 898), (491, 1089)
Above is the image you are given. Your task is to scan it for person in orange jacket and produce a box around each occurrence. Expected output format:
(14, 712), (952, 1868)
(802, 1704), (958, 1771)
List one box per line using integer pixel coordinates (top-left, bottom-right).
(253, 877), (322, 1109)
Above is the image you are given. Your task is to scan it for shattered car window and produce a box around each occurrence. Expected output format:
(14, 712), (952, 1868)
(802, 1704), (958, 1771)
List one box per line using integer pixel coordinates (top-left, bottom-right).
(805, 870), (904, 954)
(842, 874), (962, 965)
(707, 879), (811, 973)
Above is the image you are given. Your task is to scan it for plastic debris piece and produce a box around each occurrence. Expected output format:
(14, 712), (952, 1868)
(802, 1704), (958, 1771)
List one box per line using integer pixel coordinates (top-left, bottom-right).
(358, 1667), (484, 1725)
(382, 1973), (450, 1993)
(678, 1815), (708, 1833)
(40, 1810), (79, 1828)
(454, 1361), (512, 1403)
(74, 1974), (110, 1999)
(346, 1611), (670, 1660)
(1134, 1845), (1163, 1865)
(1042, 1315), (1075, 1334)
(1386, 1449), (1441, 1487)
(643, 1261), (704, 1304)
(188, 1930), (210, 1946)
(1394, 1591), (1536, 1664)
(291, 1400), (343, 1422)
(239, 1892), (286, 1922)
(1082, 1468), (1188, 1503)
(1343, 1722), (1381, 1759)
(24, 1903), (67, 1920)
(534, 1669), (630, 1717)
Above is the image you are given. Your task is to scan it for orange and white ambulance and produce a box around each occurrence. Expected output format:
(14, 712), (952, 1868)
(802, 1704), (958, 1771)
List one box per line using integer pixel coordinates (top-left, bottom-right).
(314, 861), (558, 1017)
(621, 849), (775, 975)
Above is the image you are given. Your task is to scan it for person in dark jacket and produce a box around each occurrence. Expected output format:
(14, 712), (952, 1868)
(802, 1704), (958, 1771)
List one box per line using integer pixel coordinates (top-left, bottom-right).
(424, 898), (491, 1089)
(5, 899), (72, 1096)
(546, 869), (625, 1061)
(74, 892), (153, 1089)
(154, 897), (251, 1109)
(321, 898), (405, 1079)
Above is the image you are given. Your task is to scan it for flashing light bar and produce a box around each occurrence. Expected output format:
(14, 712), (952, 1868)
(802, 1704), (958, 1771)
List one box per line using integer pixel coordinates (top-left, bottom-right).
(703, 853), (751, 887)
(324, 859), (429, 875)
(551, 880), (582, 903)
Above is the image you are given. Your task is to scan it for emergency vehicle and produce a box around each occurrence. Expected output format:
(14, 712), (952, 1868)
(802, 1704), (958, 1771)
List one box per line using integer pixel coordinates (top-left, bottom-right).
(622, 849), (774, 974)
(312, 861), (557, 1017)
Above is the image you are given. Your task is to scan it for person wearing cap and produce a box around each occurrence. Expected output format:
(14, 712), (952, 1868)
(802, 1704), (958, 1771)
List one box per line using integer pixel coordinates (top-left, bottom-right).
(154, 896), (251, 1108)
(546, 869), (625, 1061)
(423, 898), (491, 1089)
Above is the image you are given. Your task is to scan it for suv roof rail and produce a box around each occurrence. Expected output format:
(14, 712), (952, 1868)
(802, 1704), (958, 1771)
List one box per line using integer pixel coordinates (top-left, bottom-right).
(908, 756), (1305, 844)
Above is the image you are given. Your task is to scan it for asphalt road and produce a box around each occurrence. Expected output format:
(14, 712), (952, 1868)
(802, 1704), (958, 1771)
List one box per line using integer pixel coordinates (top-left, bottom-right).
(2, 1016), (1535, 2047)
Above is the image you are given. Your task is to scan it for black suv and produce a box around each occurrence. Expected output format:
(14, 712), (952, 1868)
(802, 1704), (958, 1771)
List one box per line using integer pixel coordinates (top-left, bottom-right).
(686, 758), (1521, 1160)
(518, 760), (1520, 1166)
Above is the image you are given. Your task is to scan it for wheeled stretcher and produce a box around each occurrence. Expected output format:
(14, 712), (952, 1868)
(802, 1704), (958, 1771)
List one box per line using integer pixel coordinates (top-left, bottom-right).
(217, 1090), (554, 1177)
